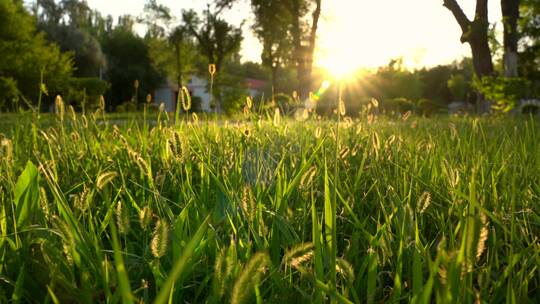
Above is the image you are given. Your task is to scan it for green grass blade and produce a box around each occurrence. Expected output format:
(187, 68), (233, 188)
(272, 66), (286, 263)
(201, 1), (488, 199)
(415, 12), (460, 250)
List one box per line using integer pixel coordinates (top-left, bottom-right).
(154, 215), (210, 304)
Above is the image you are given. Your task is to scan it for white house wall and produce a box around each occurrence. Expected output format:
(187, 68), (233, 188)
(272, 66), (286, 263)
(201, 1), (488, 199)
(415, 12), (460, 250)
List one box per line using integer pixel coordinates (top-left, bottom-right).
(154, 86), (175, 112)
(188, 76), (211, 112)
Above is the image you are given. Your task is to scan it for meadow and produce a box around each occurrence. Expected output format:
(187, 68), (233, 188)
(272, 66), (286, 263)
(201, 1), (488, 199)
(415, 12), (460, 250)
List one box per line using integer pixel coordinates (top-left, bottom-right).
(0, 106), (539, 303)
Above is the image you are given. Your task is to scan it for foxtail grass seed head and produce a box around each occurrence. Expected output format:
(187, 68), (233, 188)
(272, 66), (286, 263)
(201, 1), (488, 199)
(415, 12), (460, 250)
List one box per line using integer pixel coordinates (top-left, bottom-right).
(99, 95), (106, 110)
(417, 191), (432, 214)
(241, 186), (256, 221)
(213, 248), (228, 298)
(146, 94), (152, 104)
(283, 243), (314, 269)
(273, 108), (281, 126)
(134, 79), (140, 89)
(315, 126), (322, 138)
(39, 186), (50, 219)
(181, 86), (191, 111)
(402, 111), (412, 121)
(1, 138), (13, 162)
(339, 100), (346, 116)
(151, 219), (169, 258)
(168, 131), (188, 162)
(75, 186), (90, 213)
(159, 102), (165, 113)
(230, 252), (270, 304)
(55, 95), (65, 122)
(116, 200), (130, 235)
(300, 166), (317, 189)
(337, 258), (355, 283)
(246, 96), (253, 109)
(96, 171), (118, 190)
(242, 127), (251, 138)
(139, 206), (152, 231)
(192, 112), (199, 124)
(339, 147), (350, 159)
(68, 105), (76, 120)
(372, 132), (380, 152)
(209, 64), (216, 76)
(476, 214), (489, 259)
(136, 156), (152, 180)
(292, 91), (298, 100)
(343, 116), (353, 128)
(81, 114), (88, 128)
(371, 98), (379, 108)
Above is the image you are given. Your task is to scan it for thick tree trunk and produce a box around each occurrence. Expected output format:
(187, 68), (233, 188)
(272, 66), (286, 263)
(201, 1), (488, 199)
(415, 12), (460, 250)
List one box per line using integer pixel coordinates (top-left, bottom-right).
(502, 0), (520, 77)
(443, 0), (494, 77)
(443, 0), (494, 112)
(469, 25), (495, 78)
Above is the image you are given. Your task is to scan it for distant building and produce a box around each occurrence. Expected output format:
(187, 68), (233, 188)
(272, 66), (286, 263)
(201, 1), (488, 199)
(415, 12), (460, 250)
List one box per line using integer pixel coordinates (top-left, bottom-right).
(153, 76), (267, 112)
(153, 79), (177, 112)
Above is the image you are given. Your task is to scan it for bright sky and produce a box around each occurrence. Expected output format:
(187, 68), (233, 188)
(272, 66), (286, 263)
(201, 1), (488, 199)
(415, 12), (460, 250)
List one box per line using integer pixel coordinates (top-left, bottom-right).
(83, 0), (502, 70)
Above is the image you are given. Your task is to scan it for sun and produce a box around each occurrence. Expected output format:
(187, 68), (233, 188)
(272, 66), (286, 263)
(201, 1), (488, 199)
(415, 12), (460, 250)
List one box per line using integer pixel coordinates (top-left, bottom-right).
(316, 8), (367, 79)
(318, 49), (360, 80)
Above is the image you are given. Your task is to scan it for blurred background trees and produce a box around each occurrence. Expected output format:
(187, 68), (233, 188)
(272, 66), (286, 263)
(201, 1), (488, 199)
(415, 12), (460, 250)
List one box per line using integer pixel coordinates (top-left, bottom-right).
(1, 0), (540, 114)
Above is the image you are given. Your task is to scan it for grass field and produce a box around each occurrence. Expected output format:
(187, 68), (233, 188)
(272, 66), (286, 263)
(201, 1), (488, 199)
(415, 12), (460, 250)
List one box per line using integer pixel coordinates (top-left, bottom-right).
(1, 108), (539, 303)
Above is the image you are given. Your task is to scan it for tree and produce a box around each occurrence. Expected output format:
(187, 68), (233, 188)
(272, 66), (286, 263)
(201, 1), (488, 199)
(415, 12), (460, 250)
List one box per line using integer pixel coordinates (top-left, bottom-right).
(0, 0), (73, 110)
(502, 0), (521, 76)
(182, 7), (243, 111)
(101, 23), (162, 109)
(139, 1), (197, 89)
(518, 0), (540, 79)
(34, 0), (107, 77)
(289, 0), (322, 99)
(250, 0), (293, 95)
(443, 0), (494, 78)
(217, 0), (323, 99)
(168, 26), (196, 88)
(139, 0), (173, 39)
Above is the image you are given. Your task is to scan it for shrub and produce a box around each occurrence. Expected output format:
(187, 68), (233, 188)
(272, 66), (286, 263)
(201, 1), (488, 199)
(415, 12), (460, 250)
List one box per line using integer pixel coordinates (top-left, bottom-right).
(475, 76), (531, 112)
(0, 77), (19, 110)
(66, 77), (109, 111)
(447, 74), (468, 101)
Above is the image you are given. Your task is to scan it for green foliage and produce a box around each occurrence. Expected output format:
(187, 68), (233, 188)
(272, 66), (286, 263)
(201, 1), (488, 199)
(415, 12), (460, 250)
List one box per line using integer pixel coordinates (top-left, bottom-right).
(13, 161), (39, 229)
(0, 0), (73, 108)
(476, 76), (531, 112)
(0, 77), (20, 110)
(218, 71), (254, 114)
(1, 113), (540, 302)
(66, 77), (109, 110)
(519, 0), (540, 79)
(381, 97), (417, 113)
(447, 74), (468, 100)
(101, 26), (163, 110)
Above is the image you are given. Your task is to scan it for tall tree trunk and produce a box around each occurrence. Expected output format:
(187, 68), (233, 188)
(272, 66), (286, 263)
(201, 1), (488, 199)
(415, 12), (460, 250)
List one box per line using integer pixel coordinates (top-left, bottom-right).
(291, 0), (321, 100)
(444, 0), (494, 77)
(271, 65), (278, 97)
(502, 0), (520, 77)
(443, 0), (494, 111)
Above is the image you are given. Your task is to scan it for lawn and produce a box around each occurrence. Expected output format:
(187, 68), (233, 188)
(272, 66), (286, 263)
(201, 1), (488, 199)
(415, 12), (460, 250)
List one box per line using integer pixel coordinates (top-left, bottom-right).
(1, 109), (539, 303)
